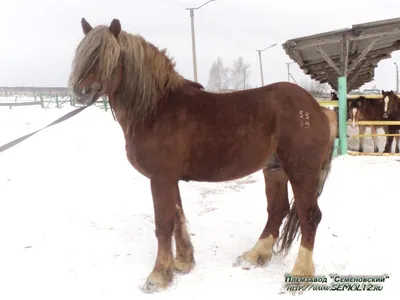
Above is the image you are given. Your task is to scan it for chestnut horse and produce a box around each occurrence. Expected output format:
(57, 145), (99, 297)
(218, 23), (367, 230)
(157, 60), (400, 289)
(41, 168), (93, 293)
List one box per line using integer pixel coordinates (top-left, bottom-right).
(382, 90), (400, 153)
(69, 18), (337, 293)
(348, 96), (389, 153)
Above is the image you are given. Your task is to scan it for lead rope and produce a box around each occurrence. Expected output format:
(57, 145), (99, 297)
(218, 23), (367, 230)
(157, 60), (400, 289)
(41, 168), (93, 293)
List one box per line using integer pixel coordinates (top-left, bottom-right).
(0, 105), (90, 154)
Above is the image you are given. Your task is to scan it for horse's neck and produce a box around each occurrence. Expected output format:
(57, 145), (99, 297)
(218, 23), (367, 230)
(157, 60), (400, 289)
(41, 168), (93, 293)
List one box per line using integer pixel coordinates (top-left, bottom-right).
(364, 99), (377, 110)
(394, 97), (400, 111)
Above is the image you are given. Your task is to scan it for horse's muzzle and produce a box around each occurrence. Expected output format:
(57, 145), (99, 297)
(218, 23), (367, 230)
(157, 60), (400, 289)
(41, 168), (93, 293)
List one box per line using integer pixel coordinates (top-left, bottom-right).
(73, 83), (103, 106)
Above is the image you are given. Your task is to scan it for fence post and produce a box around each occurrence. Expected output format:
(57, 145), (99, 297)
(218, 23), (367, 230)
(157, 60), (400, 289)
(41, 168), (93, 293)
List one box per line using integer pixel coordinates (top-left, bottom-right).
(69, 94), (74, 106)
(338, 76), (348, 155)
(55, 94), (60, 108)
(103, 96), (108, 111)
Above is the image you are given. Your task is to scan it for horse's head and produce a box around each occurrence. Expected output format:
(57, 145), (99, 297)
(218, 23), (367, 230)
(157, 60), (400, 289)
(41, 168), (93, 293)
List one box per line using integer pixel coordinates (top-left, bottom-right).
(382, 90), (398, 119)
(348, 97), (364, 128)
(69, 18), (124, 106)
(330, 91), (338, 100)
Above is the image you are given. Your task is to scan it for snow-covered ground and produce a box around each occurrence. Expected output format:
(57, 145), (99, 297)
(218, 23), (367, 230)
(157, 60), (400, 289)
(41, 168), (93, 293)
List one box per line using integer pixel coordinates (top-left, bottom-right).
(0, 101), (398, 300)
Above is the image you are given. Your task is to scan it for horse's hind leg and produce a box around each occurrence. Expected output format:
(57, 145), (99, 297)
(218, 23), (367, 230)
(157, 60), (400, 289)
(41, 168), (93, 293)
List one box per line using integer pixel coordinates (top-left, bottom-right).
(289, 178), (320, 276)
(276, 149), (325, 277)
(233, 153), (289, 269)
(173, 190), (195, 274)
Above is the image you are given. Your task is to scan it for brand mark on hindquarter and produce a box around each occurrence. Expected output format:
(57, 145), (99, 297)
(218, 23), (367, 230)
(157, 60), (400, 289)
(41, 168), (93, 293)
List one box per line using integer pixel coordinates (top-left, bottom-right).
(299, 110), (310, 128)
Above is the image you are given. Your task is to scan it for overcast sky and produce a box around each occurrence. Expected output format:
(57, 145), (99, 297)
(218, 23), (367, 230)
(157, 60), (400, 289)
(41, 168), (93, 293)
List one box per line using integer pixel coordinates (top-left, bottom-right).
(1, 0), (399, 91)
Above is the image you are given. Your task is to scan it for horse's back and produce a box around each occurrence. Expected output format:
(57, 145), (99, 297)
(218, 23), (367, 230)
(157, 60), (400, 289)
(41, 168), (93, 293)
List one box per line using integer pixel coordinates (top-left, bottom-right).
(171, 81), (331, 181)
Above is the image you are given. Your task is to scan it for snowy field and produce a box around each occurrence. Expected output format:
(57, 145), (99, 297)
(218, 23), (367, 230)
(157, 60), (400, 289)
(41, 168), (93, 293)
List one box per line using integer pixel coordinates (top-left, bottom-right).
(0, 100), (398, 300)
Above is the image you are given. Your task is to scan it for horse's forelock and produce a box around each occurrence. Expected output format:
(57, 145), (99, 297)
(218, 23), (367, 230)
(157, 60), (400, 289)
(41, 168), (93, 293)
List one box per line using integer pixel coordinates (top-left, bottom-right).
(69, 26), (121, 88)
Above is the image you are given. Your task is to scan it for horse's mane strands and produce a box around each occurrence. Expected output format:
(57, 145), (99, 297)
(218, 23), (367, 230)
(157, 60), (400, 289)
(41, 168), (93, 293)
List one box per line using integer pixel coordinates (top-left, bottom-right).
(69, 25), (185, 125)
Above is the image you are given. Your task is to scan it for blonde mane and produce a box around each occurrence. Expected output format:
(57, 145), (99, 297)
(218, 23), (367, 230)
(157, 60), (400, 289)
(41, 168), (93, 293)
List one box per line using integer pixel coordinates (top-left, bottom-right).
(69, 25), (186, 124)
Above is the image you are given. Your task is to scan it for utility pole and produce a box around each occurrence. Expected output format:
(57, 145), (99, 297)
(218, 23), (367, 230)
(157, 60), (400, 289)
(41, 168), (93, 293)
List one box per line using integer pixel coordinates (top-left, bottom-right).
(285, 62), (297, 84)
(395, 62), (399, 93)
(256, 43), (277, 86)
(186, 0), (215, 83)
(286, 62), (292, 82)
(243, 69), (245, 89)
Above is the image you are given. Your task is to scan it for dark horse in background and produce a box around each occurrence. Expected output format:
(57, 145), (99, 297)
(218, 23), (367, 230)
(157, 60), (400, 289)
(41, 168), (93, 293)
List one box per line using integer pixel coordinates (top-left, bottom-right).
(330, 90), (350, 125)
(382, 90), (400, 153)
(348, 95), (389, 153)
(69, 18), (338, 293)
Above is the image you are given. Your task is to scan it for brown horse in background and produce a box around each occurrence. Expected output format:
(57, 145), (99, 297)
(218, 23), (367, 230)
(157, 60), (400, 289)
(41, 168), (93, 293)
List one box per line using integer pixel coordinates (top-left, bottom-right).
(348, 96), (389, 153)
(69, 18), (338, 293)
(382, 90), (400, 153)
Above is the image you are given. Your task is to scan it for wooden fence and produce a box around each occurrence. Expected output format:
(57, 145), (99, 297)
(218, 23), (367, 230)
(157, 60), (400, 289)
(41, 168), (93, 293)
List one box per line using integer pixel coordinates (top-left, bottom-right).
(317, 97), (400, 156)
(0, 94), (110, 111)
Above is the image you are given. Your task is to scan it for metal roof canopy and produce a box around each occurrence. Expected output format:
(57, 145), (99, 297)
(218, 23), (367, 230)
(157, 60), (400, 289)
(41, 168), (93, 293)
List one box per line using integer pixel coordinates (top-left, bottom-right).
(282, 17), (400, 91)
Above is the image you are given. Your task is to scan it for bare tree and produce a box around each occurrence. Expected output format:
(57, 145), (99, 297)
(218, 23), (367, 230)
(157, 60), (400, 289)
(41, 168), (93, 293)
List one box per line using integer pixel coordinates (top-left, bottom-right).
(300, 77), (330, 98)
(206, 57), (230, 92)
(230, 56), (251, 90)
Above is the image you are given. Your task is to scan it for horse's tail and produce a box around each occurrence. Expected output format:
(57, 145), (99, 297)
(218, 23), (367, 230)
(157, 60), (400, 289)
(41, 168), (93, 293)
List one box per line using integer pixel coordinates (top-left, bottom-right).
(275, 107), (337, 255)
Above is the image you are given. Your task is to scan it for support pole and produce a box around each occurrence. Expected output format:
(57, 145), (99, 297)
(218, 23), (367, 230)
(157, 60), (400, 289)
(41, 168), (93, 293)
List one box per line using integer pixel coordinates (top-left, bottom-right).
(395, 62), (399, 93)
(189, 9), (198, 82)
(257, 50), (264, 86)
(338, 76), (348, 155)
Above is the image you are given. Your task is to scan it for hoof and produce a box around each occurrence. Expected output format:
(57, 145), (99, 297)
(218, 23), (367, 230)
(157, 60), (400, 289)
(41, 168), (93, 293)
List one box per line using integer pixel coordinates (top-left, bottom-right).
(232, 252), (271, 270)
(141, 271), (173, 294)
(291, 263), (315, 278)
(374, 148), (379, 153)
(173, 258), (195, 274)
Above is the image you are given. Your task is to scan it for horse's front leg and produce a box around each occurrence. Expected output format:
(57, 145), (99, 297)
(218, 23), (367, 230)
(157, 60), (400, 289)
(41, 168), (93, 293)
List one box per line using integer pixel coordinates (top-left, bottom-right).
(384, 126), (395, 153)
(142, 178), (178, 293)
(358, 126), (365, 152)
(371, 126), (379, 153)
(394, 126), (400, 153)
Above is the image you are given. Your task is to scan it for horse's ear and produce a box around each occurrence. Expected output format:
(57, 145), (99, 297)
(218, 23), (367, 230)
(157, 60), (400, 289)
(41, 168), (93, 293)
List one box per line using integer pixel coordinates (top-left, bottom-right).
(109, 19), (121, 38)
(81, 18), (92, 35)
(382, 89), (385, 95)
